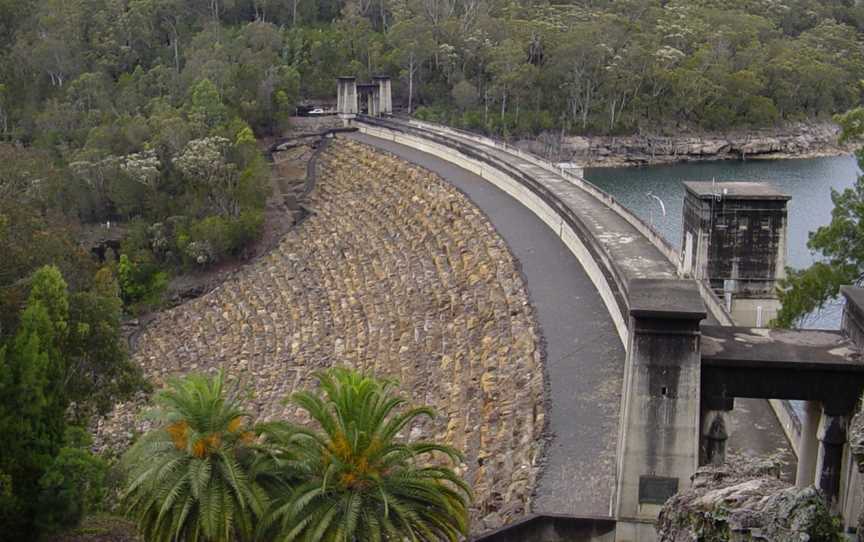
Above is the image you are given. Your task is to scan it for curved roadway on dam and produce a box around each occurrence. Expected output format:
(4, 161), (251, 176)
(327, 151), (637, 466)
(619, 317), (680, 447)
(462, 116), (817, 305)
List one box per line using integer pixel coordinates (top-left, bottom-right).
(348, 131), (794, 518)
(350, 132), (625, 516)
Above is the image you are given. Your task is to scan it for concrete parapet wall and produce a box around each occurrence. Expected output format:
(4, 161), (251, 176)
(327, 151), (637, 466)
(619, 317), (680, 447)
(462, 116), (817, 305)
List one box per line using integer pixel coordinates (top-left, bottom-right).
(357, 120), (630, 345)
(404, 119), (683, 267)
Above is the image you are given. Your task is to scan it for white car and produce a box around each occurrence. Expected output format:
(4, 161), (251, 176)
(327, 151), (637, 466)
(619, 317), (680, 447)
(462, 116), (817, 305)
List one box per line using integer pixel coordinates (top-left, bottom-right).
(309, 108), (325, 115)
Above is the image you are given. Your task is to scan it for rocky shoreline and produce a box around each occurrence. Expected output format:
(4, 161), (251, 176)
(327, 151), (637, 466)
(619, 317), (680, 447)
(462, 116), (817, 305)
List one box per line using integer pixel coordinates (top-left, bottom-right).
(515, 122), (853, 168)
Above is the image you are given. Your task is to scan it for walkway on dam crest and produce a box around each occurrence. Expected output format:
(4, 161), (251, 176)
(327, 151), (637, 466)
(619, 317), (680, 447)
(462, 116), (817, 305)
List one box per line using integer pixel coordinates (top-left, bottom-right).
(390, 121), (680, 302)
(349, 132), (625, 517)
(349, 124), (794, 519)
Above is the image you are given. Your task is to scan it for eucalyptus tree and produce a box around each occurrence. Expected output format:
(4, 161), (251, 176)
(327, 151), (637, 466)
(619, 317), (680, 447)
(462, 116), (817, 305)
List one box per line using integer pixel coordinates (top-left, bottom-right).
(388, 18), (434, 113)
(776, 108), (864, 327)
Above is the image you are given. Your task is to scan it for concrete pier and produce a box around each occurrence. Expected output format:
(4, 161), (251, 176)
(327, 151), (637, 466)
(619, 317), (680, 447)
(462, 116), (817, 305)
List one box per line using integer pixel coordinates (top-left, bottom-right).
(796, 400), (820, 488)
(614, 280), (706, 542)
(336, 76), (357, 119)
(373, 75), (392, 114)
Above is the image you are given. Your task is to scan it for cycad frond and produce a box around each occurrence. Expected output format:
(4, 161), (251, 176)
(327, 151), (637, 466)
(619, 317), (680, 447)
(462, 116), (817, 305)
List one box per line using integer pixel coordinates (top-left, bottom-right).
(121, 370), (266, 542)
(259, 368), (472, 541)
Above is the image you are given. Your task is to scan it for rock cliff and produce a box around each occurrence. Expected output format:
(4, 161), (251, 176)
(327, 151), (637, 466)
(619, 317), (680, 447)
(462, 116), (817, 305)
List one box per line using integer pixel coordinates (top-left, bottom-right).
(516, 123), (851, 168)
(656, 456), (842, 541)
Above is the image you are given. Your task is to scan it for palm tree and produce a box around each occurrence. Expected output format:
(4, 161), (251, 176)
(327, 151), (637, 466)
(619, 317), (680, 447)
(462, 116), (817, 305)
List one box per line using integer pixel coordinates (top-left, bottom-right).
(258, 367), (472, 541)
(121, 370), (267, 542)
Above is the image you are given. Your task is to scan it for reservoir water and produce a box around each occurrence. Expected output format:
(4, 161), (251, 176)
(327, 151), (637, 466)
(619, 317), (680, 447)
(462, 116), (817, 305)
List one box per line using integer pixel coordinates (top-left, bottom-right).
(585, 155), (861, 329)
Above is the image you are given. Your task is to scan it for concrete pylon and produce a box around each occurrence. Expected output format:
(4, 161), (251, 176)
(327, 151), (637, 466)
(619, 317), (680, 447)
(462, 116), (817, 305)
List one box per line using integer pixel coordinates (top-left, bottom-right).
(702, 413), (727, 465)
(816, 411), (848, 511)
(615, 279), (706, 542)
(795, 400), (820, 488)
(700, 402), (732, 466)
(373, 75), (392, 115)
(370, 87), (380, 117)
(336, 76), (357, 121)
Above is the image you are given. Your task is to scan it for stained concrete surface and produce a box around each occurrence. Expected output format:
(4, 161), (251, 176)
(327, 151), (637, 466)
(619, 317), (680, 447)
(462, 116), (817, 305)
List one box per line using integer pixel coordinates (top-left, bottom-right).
(347, 131), (795, 516)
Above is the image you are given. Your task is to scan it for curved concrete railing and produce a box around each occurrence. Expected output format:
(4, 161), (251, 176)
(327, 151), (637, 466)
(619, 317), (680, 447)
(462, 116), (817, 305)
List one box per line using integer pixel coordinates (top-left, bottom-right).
(358, 117), (802, 458)
(356, 116), (633, 344)
(404, 120), (681, 257)
(400, 119), (737, 325)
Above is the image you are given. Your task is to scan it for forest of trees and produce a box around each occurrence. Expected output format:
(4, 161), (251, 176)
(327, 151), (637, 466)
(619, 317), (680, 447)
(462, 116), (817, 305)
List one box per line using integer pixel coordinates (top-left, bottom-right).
(2, 0), (864, 538)
(2, 0), (864, 145)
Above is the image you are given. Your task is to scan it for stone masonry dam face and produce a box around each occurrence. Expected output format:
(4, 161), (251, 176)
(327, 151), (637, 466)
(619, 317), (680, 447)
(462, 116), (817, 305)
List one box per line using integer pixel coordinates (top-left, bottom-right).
(94, 139), (546, 530)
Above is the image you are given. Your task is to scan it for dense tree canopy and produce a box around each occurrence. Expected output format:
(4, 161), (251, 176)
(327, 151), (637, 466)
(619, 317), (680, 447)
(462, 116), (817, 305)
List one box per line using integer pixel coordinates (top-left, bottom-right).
(1, 0), (863, 536)
(0, 0), (863, 143)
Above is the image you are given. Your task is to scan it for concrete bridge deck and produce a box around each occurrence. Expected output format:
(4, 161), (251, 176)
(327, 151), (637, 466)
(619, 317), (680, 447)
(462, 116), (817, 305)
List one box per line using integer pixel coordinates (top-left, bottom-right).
(349, 129), (793, 519)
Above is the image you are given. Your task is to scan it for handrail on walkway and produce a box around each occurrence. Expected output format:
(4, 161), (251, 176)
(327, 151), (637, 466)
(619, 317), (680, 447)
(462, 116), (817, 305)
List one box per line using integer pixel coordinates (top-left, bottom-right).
(374, 115), (734, 325)
(401, 117), (735, 325)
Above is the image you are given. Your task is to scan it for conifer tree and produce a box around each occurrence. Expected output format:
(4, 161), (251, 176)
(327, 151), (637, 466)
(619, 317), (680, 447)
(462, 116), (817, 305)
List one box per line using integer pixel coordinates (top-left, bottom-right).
(0, 265), (70, 536)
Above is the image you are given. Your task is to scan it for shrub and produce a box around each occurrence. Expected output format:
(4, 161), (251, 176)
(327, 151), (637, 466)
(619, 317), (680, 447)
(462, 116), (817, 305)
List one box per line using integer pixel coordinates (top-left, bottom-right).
(745, 96), (780, 126)
(179, 210), (264, 267)
(460, 110), (486, 132)
(35, 428), (108, 534)
(414, 106), (446, 123)
(117, 253), (168, 308)
(229, 209), (264, 253)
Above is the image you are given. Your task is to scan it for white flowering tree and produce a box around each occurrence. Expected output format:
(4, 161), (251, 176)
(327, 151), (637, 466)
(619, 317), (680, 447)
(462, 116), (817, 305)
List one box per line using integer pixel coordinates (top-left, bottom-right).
(69, 150), (162, 219)
(173, 136), (242, 217)
(120, 150), (161, 189)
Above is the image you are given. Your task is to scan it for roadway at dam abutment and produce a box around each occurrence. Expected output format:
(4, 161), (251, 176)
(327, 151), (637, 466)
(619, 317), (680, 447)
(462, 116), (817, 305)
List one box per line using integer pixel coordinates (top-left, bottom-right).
(348, 131), (793, 518)
(350, 132), (626, 516)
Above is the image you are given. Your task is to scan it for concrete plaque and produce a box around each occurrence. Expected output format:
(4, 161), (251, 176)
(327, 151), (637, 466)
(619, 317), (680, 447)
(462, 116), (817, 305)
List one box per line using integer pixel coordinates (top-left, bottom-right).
(638, 475), (678, 504)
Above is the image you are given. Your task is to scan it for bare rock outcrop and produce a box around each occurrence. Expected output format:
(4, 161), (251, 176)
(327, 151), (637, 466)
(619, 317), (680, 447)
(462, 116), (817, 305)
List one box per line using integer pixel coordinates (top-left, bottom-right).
(657, 456), (842, 542)
(517, 122), (850, 168)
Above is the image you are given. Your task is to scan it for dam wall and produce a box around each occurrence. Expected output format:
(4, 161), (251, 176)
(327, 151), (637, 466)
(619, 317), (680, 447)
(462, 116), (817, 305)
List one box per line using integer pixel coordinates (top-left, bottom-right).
(353, 116), (802, 541)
